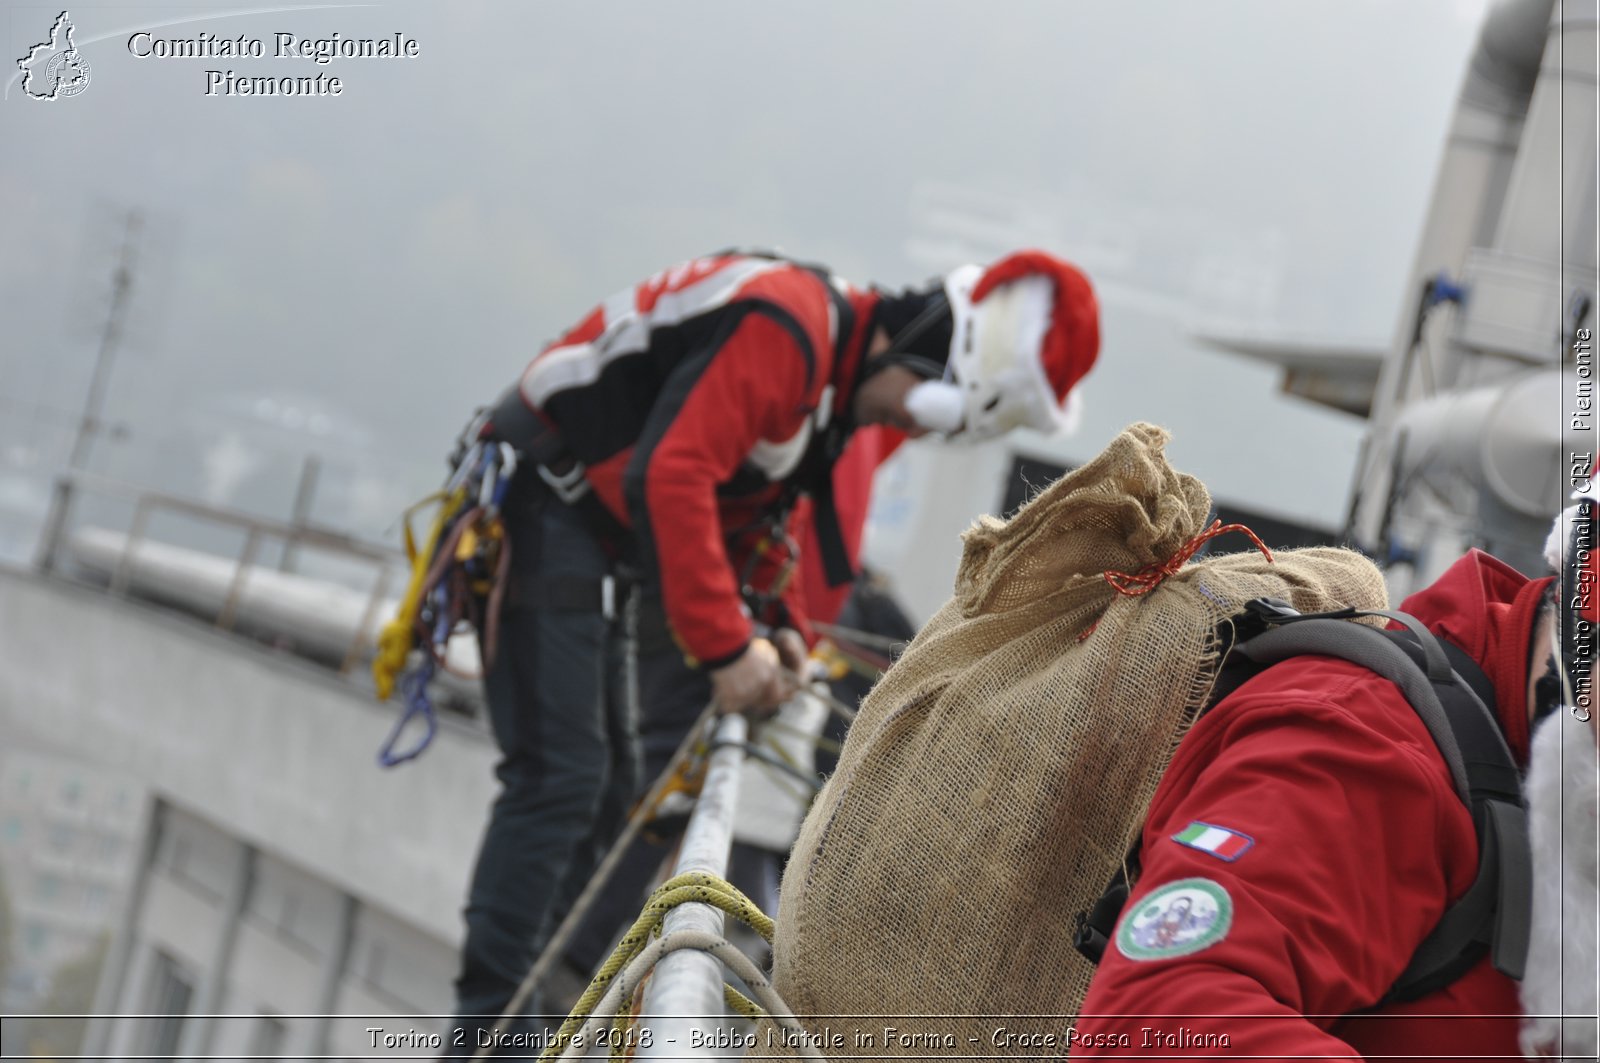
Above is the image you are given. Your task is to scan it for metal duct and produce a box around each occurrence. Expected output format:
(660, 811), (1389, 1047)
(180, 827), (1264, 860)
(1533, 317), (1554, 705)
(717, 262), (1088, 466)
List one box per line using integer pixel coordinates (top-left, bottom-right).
(1391, 367), (1567, 520)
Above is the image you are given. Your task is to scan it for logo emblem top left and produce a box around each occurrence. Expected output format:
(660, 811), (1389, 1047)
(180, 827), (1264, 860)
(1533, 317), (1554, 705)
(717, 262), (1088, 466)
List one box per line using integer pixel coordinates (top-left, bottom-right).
(18, 11), (91, 100)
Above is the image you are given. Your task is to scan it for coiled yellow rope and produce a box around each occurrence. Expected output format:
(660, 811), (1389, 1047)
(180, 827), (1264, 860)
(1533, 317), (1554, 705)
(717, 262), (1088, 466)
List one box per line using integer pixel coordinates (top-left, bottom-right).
(372, 487), (465, 701)
(539, 871), (791, 1063)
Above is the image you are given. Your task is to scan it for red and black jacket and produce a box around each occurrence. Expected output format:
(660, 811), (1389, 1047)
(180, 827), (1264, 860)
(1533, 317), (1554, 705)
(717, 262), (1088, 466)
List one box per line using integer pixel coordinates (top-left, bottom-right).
(506, 253), (881, 667)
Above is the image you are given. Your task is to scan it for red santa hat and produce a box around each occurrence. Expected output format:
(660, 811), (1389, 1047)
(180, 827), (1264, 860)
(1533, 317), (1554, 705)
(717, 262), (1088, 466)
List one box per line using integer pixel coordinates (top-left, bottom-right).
(913, 250), (1099, 440)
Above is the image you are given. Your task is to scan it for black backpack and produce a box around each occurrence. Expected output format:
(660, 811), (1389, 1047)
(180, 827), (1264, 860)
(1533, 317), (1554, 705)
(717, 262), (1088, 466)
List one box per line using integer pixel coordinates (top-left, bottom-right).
(1073, 597), (1532, 1003)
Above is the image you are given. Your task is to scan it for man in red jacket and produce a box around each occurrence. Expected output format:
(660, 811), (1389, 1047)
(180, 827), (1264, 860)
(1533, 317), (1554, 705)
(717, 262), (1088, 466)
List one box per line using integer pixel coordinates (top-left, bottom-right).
(449, 249), (1100, 1050)
(1074, 487), (1599, 1059)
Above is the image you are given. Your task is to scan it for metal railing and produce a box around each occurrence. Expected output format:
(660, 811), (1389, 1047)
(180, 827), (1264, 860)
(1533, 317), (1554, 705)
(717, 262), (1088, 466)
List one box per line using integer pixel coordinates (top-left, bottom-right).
(34, 471), (404, 675)
(637, 713), (751, 1058)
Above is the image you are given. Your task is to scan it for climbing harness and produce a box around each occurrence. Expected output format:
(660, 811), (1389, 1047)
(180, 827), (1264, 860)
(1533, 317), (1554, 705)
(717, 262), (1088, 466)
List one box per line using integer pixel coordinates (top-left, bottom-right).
(735, 519), (802, 628)
(372, 441), (518, 767)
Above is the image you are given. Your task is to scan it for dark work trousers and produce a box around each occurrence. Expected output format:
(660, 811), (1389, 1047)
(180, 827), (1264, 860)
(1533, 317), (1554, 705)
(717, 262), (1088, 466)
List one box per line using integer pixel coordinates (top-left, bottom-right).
(449, 486), (640, 1054)
(563, 596), (788, 978)
(558, 580), (908, 980)
(559, 591), (715, 975)
(635, 591), (717, 783)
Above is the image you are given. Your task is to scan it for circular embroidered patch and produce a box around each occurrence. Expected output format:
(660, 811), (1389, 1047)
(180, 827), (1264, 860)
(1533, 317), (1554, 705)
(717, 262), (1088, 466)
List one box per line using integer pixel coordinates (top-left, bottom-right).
(1115, 877), (1233, 961)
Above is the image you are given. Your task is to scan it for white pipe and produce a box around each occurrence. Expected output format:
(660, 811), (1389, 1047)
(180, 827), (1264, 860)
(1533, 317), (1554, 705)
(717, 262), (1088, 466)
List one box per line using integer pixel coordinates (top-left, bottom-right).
(1391, 366), (1566, 519)
(732, 691), (826, 853)
(66, 526), (481, 676)
(1403, 0), (1554, 337)
(1490, 0), (1600, 269)
(636, 713), (748, 1061)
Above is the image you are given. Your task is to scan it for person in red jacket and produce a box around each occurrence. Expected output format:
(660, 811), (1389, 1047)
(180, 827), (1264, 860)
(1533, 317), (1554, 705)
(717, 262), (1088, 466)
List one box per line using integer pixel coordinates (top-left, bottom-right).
(1073, 485), (1599, 1060)
(448, 248), (1100, 1050)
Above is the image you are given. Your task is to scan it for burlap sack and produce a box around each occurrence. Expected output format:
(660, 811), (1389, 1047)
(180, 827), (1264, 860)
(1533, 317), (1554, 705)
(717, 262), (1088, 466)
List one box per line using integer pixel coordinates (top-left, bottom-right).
(759, 423), (1387, 1058)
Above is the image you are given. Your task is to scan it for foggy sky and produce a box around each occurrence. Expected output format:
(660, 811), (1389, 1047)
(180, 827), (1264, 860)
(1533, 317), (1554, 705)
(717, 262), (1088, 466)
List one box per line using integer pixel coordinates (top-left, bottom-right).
(0, 0), (1488, 559)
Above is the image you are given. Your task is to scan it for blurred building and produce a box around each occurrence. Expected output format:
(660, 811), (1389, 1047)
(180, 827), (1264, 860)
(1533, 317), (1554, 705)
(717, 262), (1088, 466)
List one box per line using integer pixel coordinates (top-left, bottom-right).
(96, 802), (461, 1059)
(0, 747), (141, 1010)
(1, 494), (492, 1060)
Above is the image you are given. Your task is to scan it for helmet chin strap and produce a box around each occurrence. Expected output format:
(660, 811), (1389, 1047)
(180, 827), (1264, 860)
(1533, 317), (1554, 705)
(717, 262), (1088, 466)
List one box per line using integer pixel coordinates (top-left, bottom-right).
(847, 288), (969, 434)
(856, 293), (952, 386)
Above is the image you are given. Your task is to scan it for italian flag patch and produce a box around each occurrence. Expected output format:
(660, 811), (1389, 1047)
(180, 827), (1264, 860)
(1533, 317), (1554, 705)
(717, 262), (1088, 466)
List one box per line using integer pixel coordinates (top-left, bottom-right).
(1172, 821), (1254, 862)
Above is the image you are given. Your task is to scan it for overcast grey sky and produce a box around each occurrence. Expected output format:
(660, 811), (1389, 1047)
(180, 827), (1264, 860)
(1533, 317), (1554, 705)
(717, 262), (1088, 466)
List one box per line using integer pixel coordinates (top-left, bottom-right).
(0, 0), (1488, 560)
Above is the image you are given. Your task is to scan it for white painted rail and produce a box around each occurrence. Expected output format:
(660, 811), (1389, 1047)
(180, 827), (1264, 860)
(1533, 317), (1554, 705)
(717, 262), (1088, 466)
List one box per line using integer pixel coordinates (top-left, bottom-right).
(635, 713), (749, 1061)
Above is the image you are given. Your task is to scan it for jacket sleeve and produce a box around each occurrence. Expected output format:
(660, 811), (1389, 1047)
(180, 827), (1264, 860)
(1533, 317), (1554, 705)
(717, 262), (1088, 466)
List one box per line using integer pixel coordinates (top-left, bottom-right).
(622, 311), (816, 668)
(1071, 671), (1477, 1058)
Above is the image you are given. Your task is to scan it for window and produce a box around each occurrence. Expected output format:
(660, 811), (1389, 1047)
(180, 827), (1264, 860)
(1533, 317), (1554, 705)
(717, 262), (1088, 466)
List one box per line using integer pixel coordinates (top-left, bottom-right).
(144, 952), (194, 1060)
(159, 834), (190, 878)
(84, 883), (112, 913)
(48, 824), (73, 854)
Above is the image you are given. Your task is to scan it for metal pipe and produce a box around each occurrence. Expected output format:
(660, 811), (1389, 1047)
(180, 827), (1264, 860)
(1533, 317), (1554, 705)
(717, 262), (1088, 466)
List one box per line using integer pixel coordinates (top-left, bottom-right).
(1489, 0), (1599, 268)
(1350, 0), (1557, 551)
(1389, 367), (1567, 519)
(636, 713), (749, 1061)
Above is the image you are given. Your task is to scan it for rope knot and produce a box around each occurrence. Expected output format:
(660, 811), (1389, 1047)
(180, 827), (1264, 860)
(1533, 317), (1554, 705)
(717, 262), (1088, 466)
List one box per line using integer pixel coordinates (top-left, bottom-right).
(1103, 519), (1273, 597)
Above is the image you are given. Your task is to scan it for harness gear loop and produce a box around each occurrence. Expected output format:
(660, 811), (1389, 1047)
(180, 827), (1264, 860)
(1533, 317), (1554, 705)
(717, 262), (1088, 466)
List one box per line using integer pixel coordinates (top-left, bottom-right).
(735, 519), (801, 624)
(373, 486), (466, 702)
(372, 444), (519, 767)
(376, 663), (441, 768)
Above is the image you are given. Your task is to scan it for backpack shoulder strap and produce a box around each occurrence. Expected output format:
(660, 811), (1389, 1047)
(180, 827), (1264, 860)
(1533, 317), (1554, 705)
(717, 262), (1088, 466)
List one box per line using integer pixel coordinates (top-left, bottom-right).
(713, 249), (861, 589)
(1230, 604), (1531, 1000)
(1231, 609), (1477, 804)
(1073, 601), (1532, 1004)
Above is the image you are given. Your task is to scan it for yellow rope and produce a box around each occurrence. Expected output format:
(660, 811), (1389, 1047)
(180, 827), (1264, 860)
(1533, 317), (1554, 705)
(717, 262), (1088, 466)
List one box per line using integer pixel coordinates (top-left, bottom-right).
(371, 487), (465, 701)
(723, 983), (764, 1021)
(541, 872), (775, 1062)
